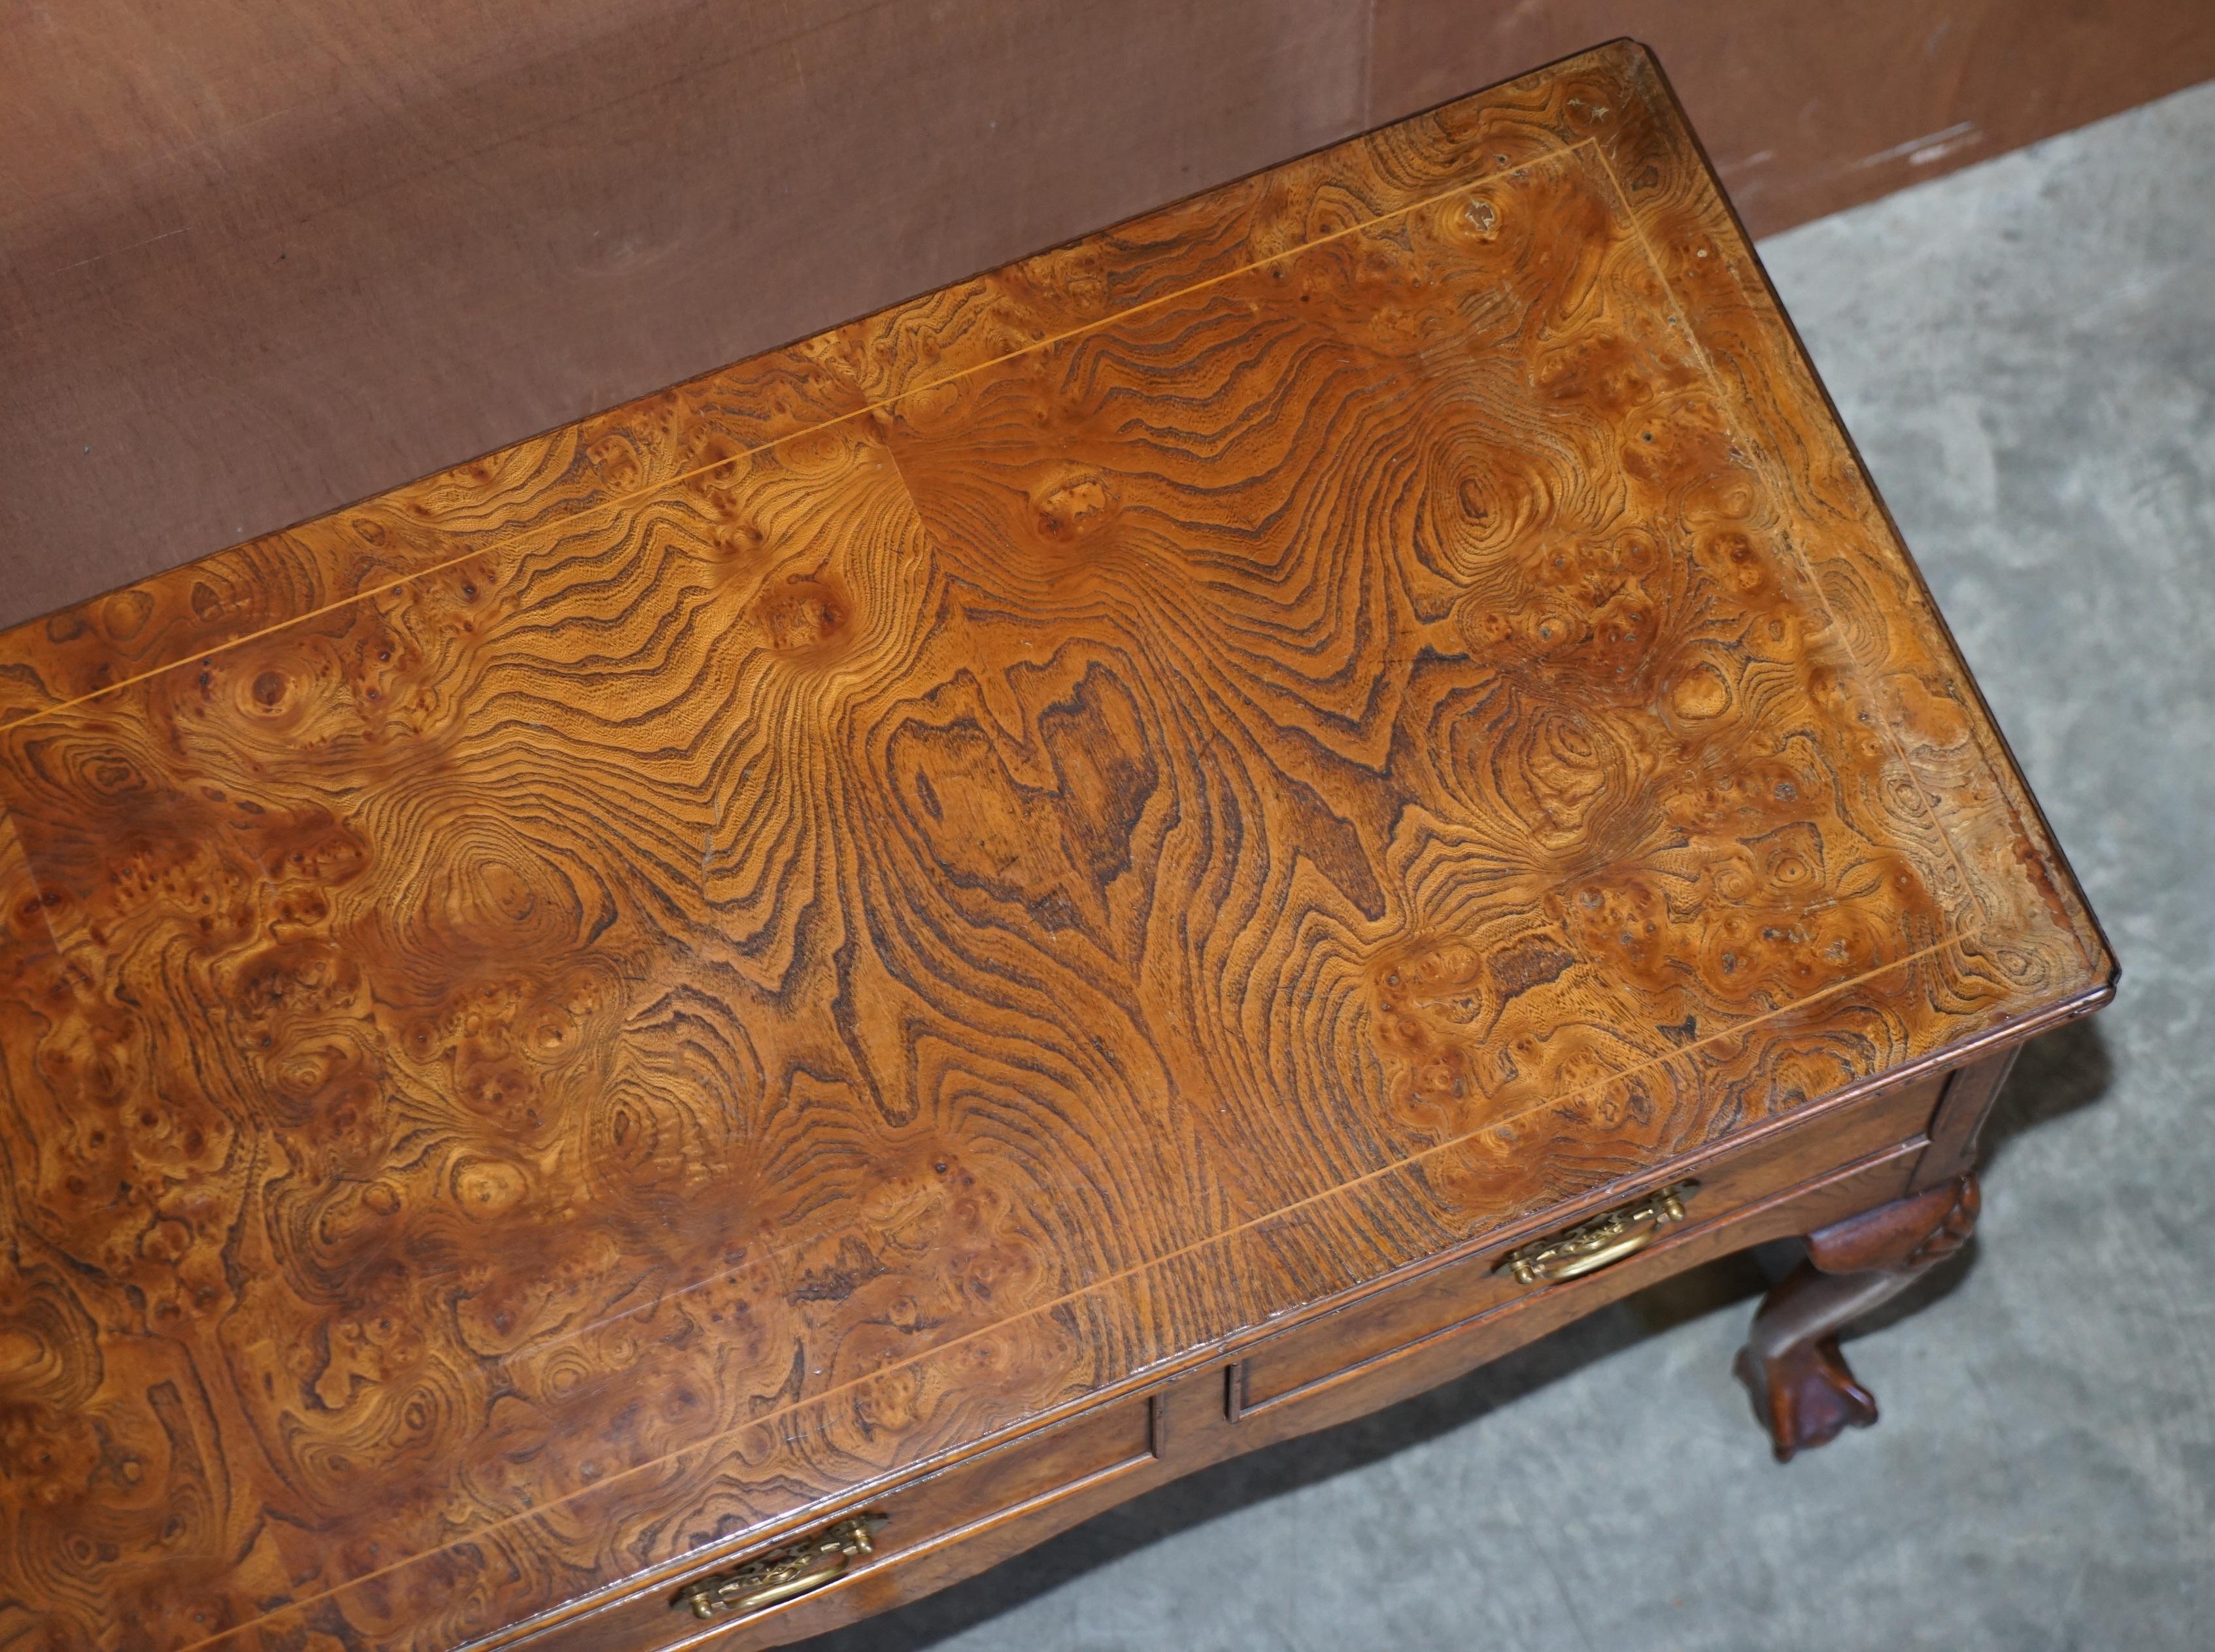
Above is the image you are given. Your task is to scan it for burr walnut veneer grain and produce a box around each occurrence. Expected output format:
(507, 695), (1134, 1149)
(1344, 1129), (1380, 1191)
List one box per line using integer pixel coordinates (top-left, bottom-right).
(0, 43), (2113, 1652)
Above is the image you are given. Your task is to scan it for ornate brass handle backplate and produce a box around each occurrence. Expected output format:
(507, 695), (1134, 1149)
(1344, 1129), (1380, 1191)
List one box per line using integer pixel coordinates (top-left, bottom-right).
(1496, 1181), (1698, 1287)
(671, 1513), (886, 1621)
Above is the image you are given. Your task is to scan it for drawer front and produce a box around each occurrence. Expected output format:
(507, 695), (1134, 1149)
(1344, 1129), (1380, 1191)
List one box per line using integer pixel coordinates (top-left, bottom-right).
(1225, 1135), (1930, 1449)
(505, 1394), (1155, 1652)
(1236, 1070), (1946, 1417)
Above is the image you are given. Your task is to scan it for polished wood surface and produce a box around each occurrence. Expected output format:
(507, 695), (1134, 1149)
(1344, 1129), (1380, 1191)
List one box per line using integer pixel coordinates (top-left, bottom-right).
(0, 42), (2112, 1652)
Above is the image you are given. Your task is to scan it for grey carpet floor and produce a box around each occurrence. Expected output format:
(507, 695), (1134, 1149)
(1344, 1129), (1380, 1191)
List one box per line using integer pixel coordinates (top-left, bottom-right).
(804, 79), (2215, 1652)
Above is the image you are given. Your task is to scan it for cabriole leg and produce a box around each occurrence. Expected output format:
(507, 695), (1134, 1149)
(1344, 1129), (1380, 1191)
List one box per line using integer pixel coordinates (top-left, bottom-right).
(1734, 1173), (1980, 1460)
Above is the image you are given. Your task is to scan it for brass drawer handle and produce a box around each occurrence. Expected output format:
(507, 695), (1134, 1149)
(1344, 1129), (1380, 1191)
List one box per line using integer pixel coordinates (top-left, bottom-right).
(1496, 1181), (1698, 1286)
(671, 1513), (886, 1622)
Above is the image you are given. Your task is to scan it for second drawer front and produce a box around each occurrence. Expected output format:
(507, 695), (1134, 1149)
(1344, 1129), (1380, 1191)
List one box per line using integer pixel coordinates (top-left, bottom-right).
(510, 1394), (1154, 1652)
(1236, 1070), (1946, 1417)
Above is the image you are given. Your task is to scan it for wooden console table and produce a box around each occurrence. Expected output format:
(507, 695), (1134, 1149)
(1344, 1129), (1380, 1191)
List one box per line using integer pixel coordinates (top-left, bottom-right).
(0, 41), (2112, 1652)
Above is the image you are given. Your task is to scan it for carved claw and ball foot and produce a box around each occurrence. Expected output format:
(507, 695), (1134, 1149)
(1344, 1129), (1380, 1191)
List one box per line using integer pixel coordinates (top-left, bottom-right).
(1734, 1336), (1878, 1458)
(1736, 1173), (1980, 1461)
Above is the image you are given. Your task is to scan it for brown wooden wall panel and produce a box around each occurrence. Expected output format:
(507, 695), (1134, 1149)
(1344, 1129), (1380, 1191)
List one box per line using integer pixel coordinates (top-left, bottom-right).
(1369, 0), (2215, 228)
(3, 0), (2210, 634)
